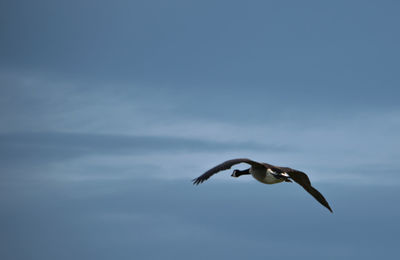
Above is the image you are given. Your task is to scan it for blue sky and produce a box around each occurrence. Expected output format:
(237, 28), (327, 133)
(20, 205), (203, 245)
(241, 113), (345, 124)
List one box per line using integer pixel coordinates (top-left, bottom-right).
(1, 1), (400, 259)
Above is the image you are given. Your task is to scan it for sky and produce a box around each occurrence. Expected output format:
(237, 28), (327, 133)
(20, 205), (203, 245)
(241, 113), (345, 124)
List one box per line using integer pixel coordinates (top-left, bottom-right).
(1, 0), (400, 259)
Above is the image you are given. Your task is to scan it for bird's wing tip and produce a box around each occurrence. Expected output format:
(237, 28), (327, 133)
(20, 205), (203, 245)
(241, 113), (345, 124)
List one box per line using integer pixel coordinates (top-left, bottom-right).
(192, 178), (202, 185)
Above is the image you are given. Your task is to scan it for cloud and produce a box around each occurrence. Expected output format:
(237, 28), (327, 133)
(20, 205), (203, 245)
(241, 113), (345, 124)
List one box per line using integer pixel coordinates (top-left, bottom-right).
(1, 69), (400, 185)
(0, 131), (291, 182)
(0, 131), (287, 163)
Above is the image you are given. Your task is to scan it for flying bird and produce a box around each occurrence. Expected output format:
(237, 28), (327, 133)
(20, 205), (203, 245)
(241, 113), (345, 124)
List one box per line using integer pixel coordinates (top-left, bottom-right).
(192, 158), (332, 212)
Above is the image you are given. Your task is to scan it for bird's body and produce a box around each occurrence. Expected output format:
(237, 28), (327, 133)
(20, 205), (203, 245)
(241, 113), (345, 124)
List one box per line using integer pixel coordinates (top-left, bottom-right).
(192, 158), (333, 212)
(251, 167), (284, 184)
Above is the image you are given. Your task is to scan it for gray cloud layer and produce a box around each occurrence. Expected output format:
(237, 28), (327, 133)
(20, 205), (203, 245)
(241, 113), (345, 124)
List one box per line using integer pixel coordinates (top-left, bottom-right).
(2, 0), (399, 113)
(0, 132), (287, 164)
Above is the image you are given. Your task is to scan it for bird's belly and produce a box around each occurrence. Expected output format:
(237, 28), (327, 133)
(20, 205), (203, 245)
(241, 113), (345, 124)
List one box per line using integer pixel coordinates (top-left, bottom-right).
(250, 168), (283, 184)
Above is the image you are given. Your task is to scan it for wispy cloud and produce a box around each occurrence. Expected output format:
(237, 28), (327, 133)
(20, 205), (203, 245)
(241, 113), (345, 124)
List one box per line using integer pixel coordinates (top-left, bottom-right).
(1, 71), (400, 184)
(0, 131), (291, 182)
(0, 131), (287, 162)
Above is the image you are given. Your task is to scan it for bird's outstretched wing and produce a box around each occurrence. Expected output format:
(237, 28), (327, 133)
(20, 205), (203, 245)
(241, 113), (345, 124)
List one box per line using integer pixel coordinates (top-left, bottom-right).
(281, 167), (333, 213)
(192, 158), (263, 185)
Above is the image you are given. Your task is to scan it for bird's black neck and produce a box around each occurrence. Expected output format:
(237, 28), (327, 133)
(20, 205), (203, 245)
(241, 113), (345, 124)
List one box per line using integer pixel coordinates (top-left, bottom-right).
(236, 169), (250, 177)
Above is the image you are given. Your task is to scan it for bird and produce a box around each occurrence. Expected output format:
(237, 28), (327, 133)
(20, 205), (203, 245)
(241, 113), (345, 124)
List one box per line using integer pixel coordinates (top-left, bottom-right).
(192, 158), (332, 212)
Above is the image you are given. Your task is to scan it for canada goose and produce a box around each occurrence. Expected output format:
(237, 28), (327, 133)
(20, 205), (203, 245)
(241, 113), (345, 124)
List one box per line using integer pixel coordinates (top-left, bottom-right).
(192, 158), (332, 212)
